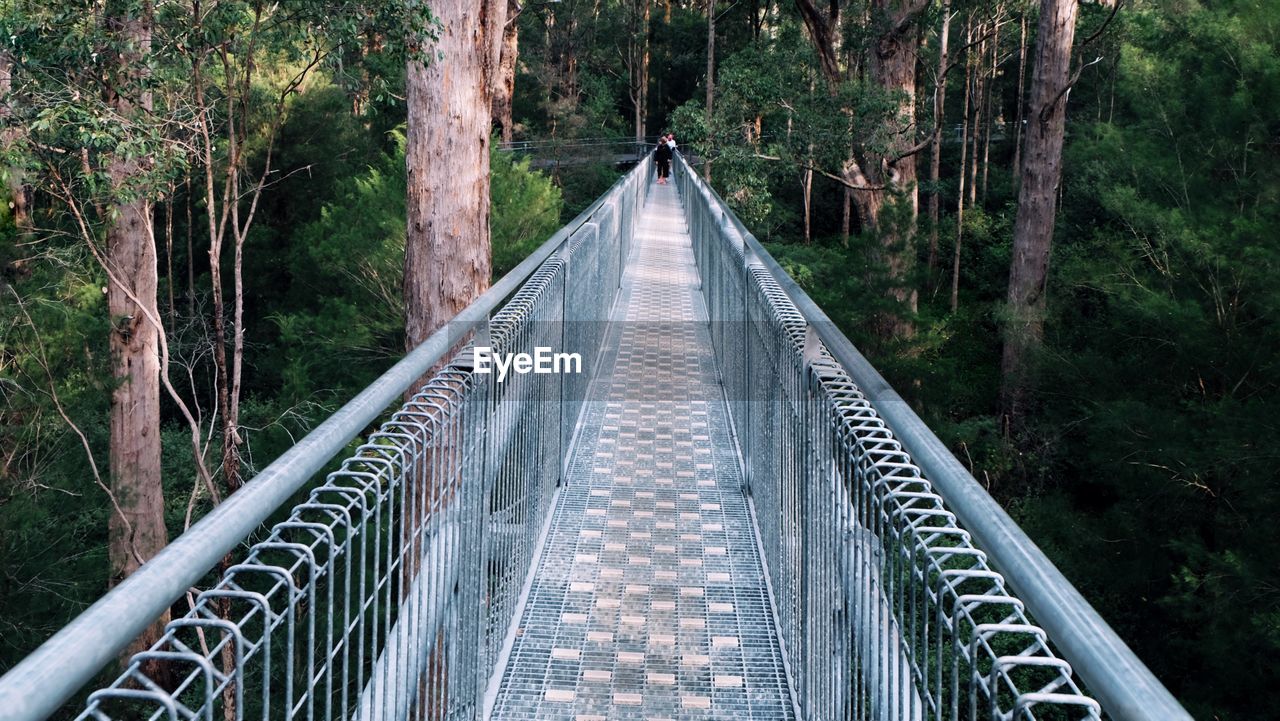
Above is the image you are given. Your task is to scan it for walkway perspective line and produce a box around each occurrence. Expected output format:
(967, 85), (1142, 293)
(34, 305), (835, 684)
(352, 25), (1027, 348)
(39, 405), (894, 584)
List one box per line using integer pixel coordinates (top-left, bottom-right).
(488, 182), (799, 719)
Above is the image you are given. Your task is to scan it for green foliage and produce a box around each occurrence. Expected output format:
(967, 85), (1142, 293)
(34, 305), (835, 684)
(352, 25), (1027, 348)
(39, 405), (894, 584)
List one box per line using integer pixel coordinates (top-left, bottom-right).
(273, 128), (562, 403)
(490, 149), (564, 276)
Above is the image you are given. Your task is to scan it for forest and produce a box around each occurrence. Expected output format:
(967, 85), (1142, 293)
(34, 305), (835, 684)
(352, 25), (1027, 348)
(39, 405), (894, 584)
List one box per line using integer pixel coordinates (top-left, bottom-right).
(0, 0), (1276, 718)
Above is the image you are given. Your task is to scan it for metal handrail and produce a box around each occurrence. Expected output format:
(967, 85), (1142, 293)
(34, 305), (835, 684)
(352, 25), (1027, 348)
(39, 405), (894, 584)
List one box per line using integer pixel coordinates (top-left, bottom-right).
(0, 158), (652, 721)
(671, 150), (1192, 721)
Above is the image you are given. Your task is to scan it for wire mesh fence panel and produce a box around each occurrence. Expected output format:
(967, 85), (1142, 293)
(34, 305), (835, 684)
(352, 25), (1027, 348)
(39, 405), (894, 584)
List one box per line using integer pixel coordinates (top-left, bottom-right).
(675, 152), (1103, 721)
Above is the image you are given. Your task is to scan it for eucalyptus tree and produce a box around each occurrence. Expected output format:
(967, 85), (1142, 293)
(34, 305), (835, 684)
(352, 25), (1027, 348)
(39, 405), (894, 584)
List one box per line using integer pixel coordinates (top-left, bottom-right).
(403, 0), (504, 364)
(1000, 0), (1116, 429)
(793, 0), (936, 338)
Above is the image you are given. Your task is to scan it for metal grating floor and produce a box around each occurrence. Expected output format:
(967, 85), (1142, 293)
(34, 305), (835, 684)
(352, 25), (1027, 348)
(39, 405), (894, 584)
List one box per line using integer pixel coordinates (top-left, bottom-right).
(487, 181), (798, 720)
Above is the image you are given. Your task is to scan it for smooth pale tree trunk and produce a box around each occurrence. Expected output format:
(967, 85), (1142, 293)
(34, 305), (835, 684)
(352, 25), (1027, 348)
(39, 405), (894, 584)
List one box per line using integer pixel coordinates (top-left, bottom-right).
(493, 0), (522, 143)
(1012, 13), (1028, 177)
(952, 18), (973, 313)
(966, 25), (983, 209)
(704, 0), (715, 181)
(1000, 0), (1079, 429)
(104, 0), (169, 676)
(980, 22), (998, 203)
(405, 0), (507, 358)
(640, 0), (650, 140)
(926, 2), (952, 284)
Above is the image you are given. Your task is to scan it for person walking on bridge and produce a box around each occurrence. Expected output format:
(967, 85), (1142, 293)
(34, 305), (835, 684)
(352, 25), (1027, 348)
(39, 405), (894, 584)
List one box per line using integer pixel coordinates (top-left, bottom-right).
(654, 136), (672, 184)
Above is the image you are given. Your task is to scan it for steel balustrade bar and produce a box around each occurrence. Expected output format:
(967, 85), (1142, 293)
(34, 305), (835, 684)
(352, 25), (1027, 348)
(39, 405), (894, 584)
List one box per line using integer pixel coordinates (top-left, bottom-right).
(0, 156), (653, 721)
(671, 151), (1191, 721)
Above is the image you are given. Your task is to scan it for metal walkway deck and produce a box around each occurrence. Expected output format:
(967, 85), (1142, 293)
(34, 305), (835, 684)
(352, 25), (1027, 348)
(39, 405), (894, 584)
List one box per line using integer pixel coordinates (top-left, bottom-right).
(488, 182), (798, 719)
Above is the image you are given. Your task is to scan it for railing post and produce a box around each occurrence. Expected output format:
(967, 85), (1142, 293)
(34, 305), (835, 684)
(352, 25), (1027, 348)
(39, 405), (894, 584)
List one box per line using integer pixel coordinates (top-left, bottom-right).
(462, 324), (491, 719)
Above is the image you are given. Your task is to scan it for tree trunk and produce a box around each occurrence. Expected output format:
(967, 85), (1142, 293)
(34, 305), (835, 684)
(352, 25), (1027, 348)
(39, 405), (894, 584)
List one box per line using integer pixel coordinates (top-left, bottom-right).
(841, 188), (851, 245)
(630, 0), (651, 142)
(704, 0), (715, 181)
(802, 165), (813, 243)
(952, 18), (973, 313)
(1012, 12), (1028, 177)
(926, 2), (952, 285)
(999, 0), (1079, 429)
(104, 0), (169, 675)
(966, 24), (983, 209)
(405, 0), (506, 359)
(163, 189), (174, 329)
(185, 176), (194, 316)
(640, 0), (650, 140)
(980, 21), (998, 203)
(493, 0), (521, 143)
(864, 0), (922, 338)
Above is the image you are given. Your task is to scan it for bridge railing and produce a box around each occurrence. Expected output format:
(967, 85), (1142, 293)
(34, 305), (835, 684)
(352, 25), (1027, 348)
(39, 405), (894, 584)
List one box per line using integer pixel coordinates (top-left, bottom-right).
(496, 136), (651, 164)
(0, 157), (653, 721)
(672, 152), (1190, 721)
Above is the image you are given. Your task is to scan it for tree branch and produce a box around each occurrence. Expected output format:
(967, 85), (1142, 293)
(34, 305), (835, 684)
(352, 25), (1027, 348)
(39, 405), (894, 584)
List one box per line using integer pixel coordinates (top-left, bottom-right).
(752, 153), (886, 190)
(1040, 55), (1105, 122)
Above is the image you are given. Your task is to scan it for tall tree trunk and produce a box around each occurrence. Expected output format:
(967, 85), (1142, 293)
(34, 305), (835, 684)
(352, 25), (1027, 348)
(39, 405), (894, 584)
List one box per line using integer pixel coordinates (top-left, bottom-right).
(405, 0), (506, 357)
(640, 0), (650, 140)
(926, 2), (952, 285)
(966, 25), (983, 209)
(631, 0), (651, 142)
(104, 0), (169, 675)
(185, 175), (194, 316)
(980, 20), (998, 203)
(1011, 12), (1028, 177)
(999, 0), (1079, 429)
(841, 188), (851, 245)
(952, 18), (973, 313)
(802, 165), (813, 243)
(163, 188), (174, 329)
(493, 0), (521, 143)
(865, 0), (922, 338)
(704, 0), (715, 181)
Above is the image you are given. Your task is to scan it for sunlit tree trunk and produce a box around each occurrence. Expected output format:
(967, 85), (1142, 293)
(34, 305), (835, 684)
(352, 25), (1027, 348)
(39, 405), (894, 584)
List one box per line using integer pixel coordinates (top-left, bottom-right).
(103, 0), (169, 676)
(1000, 0), (1079, 429)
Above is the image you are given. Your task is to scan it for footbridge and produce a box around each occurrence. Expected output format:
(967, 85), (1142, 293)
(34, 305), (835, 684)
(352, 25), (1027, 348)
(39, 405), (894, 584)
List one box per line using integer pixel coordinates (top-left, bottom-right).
(0, 154), (1190, 721)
